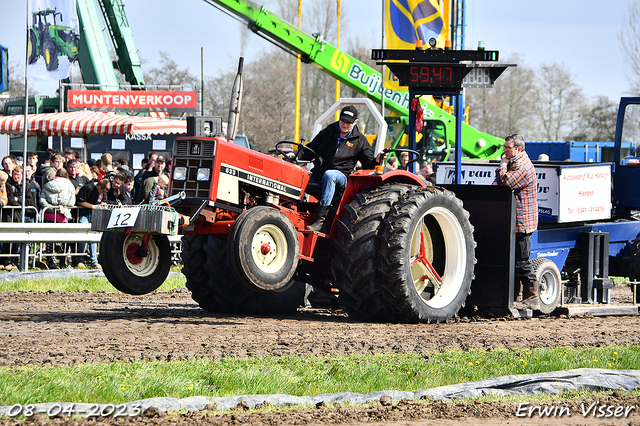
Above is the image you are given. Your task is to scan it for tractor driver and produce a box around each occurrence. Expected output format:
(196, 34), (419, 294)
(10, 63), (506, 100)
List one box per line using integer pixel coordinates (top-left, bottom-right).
(294, 105), (386, 232)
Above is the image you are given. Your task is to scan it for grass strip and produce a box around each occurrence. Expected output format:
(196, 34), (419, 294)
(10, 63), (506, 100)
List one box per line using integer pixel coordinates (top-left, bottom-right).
(0, 346), (637, 406)
(0, 274), (186, 293)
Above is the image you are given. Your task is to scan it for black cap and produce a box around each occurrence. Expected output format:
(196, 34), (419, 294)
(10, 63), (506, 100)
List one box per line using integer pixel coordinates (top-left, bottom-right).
(156, 156), (166, 163)
(339, 105), (358, 123)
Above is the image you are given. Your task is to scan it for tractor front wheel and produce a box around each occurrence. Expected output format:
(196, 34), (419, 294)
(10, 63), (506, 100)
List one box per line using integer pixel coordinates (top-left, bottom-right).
(227, 206), (299, 292)
(378, 187), (476, 323)
(99, 232), (171, 295)
(43, 38), (59, 71)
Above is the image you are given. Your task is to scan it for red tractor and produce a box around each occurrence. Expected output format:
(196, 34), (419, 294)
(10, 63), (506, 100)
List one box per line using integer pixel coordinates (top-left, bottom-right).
(93, 123), (476, 323)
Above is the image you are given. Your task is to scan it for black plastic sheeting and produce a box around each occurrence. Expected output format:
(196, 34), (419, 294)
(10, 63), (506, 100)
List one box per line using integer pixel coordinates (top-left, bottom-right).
(1, 368), (638, 416)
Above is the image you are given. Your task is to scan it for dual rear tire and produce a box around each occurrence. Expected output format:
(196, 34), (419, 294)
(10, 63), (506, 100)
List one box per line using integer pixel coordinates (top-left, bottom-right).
(332, 185), (476, 323)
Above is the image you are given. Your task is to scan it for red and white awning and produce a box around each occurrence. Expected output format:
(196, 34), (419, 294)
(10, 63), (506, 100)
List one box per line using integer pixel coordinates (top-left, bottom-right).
(0, 111), (186, 137)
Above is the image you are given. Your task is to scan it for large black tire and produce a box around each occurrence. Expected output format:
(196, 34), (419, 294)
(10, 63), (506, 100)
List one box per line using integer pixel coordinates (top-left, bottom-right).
(43, 38), (59, 71)
(183, 234), (305, 315)
(331, 184), (413, 321)
(28, 30), (38, 64)
(99, 232), (171, 295)
(227, 206), (299, 291)
(378, 187), (476, 323)
(531, 258), (562, 314)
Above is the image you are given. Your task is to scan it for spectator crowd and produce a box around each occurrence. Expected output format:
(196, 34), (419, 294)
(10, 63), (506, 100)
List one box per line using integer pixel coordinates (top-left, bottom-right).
(0, 149), (171, 271)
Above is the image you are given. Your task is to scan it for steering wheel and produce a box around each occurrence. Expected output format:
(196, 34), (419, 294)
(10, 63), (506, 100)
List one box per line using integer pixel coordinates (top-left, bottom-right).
(274, 141), (318, 165)
(381, 148), (422, 167)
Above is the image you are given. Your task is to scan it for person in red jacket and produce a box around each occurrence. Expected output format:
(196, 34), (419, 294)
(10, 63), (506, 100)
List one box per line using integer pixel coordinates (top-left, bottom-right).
(494, 134), (539, 310)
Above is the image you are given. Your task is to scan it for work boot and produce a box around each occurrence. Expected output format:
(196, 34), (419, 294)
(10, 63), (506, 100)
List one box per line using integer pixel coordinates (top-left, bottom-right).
(307, 205), (329, 232)
(515, 279), (523, 302)
(47, 258), (59, 270)
(514, 280), (540, 310)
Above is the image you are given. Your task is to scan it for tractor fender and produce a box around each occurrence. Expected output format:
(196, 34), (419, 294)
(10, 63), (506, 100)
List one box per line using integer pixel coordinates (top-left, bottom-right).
(326, 169), (427, 238)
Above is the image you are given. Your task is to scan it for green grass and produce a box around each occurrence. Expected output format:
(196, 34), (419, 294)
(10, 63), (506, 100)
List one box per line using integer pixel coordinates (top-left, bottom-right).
(0, 273), (186, 293)
(0, 346), (637, 406)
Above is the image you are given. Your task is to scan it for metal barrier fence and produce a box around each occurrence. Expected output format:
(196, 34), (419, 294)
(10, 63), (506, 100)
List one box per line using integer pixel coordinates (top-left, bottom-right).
(0, 206), (182, 272)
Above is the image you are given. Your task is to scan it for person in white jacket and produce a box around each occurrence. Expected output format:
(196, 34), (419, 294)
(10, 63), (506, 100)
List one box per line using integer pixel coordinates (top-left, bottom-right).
(40, 168), (76, 269)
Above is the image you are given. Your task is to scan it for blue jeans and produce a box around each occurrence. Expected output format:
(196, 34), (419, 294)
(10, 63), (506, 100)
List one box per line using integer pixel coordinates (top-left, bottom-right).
(79, 214), (98, 266)
(311, 170), (348, 206)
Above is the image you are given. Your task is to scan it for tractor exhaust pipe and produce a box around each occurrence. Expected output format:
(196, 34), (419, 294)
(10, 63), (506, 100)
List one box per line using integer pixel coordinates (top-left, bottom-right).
(226, 57), (244, 143)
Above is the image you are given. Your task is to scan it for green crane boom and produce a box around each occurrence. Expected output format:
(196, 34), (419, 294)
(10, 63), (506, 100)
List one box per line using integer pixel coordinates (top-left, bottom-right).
(202, 0), (504, 160)
(76, 0), (145, 88)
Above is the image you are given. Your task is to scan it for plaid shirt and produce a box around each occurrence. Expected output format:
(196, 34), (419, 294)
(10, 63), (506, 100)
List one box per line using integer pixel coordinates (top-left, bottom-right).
(495, 151), (538, 233)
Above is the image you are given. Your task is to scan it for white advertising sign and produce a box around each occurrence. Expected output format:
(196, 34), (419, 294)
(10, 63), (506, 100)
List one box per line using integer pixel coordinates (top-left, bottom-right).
(435, 162), (611, 223)
(558, 165), (611, 222)
(435, 163), (560, 218)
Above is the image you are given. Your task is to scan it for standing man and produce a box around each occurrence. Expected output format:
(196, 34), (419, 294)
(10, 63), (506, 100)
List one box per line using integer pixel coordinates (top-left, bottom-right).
(66, 159), (89, 195)
(296, 105), (386, 231)
(494, 134), (539, 309)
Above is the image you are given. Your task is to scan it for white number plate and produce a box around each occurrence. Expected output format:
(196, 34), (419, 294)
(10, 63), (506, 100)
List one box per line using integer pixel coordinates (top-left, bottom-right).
(107, 207), (141, 229)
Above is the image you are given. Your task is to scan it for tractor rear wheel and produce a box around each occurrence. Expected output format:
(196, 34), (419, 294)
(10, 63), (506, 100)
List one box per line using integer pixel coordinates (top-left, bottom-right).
(43, 38), (59, 71)
(183, 234), (305, 315)
(331, 184), (413, 321)
(28, 30), (38, 64)
(378, 187), (476, 323)
(531, 258), (562, 314)
(99, 232), (171, 295)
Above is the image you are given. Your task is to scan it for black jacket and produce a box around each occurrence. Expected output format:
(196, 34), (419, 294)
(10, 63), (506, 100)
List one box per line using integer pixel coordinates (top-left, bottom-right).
(7, 179), (40, 218)
(299, 122), (377, 180)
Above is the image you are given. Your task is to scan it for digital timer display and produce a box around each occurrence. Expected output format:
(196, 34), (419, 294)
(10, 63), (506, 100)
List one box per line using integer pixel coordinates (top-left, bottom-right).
(385, 63), (470, 89)
(409, 66), (454, 85)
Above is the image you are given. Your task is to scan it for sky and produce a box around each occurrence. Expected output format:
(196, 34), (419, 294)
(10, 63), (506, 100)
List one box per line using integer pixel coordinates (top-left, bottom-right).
(0, 0), (635, 103)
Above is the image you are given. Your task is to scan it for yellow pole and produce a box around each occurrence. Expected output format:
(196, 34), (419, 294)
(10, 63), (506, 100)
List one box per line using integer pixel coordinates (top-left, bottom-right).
(334, 0), (341, 122)
(294, 1), (302, 143)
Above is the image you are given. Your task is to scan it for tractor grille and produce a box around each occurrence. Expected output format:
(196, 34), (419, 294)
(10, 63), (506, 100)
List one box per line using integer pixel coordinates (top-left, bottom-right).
(170, 157), (214, 199)
(171, 139), (216, 199)
(174, 139), (216, 157)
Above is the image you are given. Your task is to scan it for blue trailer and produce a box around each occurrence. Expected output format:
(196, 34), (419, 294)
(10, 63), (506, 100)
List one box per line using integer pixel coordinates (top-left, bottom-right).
(525, 140), (635, 163)
(434, 98), (640, 316)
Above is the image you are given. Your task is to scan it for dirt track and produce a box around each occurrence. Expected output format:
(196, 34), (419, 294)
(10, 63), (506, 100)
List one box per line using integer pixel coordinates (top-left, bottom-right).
(0, 285), (639, 425)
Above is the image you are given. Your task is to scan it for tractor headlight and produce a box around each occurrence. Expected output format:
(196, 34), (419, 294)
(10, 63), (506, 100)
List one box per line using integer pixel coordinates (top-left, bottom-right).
(197, 168), (211, 181)
(173, 166), (187, 181)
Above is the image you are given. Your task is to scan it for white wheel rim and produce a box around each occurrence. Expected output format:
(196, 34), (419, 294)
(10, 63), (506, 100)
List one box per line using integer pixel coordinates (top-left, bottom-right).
(123, 234), (160, 277)
(251, 224), (288, 273)
(539, 268), (559, 305)
(409, 206), (466, 309)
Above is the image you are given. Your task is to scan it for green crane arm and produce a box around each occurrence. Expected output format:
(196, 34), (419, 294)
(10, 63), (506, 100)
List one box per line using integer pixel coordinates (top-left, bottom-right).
(202, 0), (504, 159)
(76, 0), (121, 88)
(75, 0), (145, 88)
(97, 0), (145, 86)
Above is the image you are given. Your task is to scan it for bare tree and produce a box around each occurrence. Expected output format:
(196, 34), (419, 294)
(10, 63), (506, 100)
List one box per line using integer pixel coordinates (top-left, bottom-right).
(144, 51), (198, 87)
(620, 0), (640, 95)
(568, 96), (618, 142)
(466, 55), (538, 138)
(0, 61), (37, 112)
(534, 62), (587, 141)
(241, 49), (297, 151)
